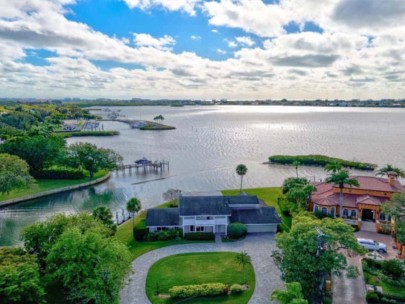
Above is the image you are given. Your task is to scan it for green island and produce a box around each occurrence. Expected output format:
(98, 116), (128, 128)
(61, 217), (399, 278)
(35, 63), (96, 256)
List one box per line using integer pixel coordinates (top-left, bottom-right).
(55, 130), (119, 138)
(146, 252), (255, 304)
(140, 121), (176, 131)
(268, 154), (377, 171)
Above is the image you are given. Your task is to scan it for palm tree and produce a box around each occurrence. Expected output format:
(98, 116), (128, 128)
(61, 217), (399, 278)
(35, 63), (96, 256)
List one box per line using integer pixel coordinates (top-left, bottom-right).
(271, 282), (308, 304)
(292, 161), (301, 178)
(126, 197), (141, 228)
(235, 251), (251, 284)
(325, 161), (343, 173)
(236, 164), (248, 194)
(376, 164), (405, 178)
(92, 206), (116, 232)
(325, 169), (359, 218)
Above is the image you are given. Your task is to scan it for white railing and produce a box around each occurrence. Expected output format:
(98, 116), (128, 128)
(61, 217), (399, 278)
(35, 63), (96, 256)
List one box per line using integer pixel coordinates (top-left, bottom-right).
(195, 219), (215, 226)
(344, 219), (358, 225)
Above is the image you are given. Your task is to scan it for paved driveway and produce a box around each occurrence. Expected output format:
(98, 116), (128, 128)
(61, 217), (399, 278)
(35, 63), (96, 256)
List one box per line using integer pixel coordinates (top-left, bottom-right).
(120, 233), (283, 304)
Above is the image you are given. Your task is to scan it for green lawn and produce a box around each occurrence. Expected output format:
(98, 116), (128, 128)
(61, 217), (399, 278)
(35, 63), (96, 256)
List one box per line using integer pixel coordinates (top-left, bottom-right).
(222, 187), (291, 231)
(146, 252), (255, 304)
(0, 170), (108, 203)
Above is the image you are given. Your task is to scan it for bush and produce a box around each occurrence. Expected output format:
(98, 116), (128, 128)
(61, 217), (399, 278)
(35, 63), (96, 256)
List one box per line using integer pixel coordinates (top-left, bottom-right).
(366, 292), (380, 303)
(144, 229), (182, 241)
(227, 223), (247, 239)
(230, 284), (244, 295)
(184, 232), (215, 241)
(133, 228), (149, 241)
(346, 266), (360, 278)
(33, 167), (85, 179)
(364, 259), (383, 270)
(380, 223), (392, 235)
(382, 260), (404, 279)
(169, 283), (228, 299)
(322, 296), (332, 304)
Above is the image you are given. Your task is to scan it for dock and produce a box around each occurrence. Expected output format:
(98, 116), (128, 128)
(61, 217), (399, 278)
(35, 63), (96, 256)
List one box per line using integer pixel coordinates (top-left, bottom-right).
(116, 158), (169, 174)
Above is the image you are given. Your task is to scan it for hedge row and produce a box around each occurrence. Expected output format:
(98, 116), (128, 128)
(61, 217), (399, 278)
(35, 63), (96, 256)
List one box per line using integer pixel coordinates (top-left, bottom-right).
(144, 229), (182, 241)
(268, 154), (377, 171)
(184, 232), (215, 241)
(55, 131), (119, 138)
(34, 167), (86, 180)
(169, 283), (228, 299)
(227, 223), (247, 239)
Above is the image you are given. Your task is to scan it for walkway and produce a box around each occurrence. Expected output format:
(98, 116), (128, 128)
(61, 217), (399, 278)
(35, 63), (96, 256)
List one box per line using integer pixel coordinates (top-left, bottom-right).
(119, 233), (283, 304)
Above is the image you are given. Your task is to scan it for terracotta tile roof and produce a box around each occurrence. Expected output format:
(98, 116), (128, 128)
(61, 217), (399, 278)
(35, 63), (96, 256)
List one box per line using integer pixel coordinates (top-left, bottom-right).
(356, 195), (383, 206)
(348, 176), (405, 193)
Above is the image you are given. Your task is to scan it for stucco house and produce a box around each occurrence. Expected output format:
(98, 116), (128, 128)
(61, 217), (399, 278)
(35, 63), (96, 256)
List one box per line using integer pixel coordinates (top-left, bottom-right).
(310, 172), (404, 232)
(146, 194), (281, 235)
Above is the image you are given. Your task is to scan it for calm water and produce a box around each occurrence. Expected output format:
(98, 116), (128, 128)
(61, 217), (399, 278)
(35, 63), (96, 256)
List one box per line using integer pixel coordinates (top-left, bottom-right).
(1, 106), (405, 245)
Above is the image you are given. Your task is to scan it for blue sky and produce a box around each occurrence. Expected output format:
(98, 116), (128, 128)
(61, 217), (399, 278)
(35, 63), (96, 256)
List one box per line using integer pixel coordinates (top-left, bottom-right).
(1, 0), (405, 99)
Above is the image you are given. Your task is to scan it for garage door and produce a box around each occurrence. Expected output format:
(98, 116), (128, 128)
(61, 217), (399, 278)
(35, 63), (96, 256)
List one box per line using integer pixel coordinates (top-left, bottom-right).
(246, 224), (277, 233)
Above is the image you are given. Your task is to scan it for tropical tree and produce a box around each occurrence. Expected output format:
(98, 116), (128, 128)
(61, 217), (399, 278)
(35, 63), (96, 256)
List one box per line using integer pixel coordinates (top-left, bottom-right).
(0, 247), (45, 304)
(325, 169), (359, 218)
(382, 193), (405, 244)
(271, 282), (308, 304)
(376, 164), (405, 178)
(285, 184), (316, 213)
(127, 197), (141, 228)
(272, 213), (365, 299)
(292, 161), (301, 178)
(235, 251), (251, 284)
(0, 153), (34, 194)
(236, 164), (248, 194)
(64, 142), (123, 178)
(282, 177), (310, 194)
(92, 206), (117, 233)
(325, 161), (343, 173)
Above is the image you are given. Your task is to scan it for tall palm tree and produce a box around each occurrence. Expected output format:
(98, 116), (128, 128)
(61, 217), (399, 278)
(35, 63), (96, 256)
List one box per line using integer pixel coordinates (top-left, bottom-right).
(235, 251), (251, 284)
(127, 197), (141, 228)
(325, 161), (343, 173)
(376, 164), (405, 178)
(292, 161), (301, 178)
(236, 164), (248, 194)
(325, 170), (359, 218)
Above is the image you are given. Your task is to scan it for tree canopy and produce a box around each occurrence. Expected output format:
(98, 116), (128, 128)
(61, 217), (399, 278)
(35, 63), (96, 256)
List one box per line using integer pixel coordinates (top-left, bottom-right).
(271, 282), (308, 304)
(93, 206), (117, 234)
(272, 213), (365, 299)
(64, 142), (123, 177)
(376, 164), (405, 178)
(382, 193), (405, 244)
(0, 247), (45, 304)
(0, 153), (34, 194)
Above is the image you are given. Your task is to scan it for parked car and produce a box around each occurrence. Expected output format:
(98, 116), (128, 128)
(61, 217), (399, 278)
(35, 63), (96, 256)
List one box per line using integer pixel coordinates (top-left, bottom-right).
(357, 238), (387, 253)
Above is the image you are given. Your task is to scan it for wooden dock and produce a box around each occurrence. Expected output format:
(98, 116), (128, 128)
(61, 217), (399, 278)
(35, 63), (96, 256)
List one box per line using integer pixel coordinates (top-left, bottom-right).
(116, 159), (169, 174)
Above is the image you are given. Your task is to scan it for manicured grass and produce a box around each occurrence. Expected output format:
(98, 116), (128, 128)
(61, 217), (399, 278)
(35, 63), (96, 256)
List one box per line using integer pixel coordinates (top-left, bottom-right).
(146, 252), (255, 304)
(0, 170), (108, 203)
(222, 187), (291, 231)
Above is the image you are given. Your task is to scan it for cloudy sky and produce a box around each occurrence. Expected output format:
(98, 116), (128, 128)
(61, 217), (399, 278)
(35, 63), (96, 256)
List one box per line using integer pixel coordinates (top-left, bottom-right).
(1, 0), (405, 100)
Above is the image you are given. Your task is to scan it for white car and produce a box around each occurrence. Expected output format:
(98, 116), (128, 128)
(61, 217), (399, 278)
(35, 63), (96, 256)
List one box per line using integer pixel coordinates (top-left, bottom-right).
(357, 238), (387, 253)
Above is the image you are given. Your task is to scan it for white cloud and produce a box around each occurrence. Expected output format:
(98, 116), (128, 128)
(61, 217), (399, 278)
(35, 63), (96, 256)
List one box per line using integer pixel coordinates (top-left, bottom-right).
(211, 29), (218, 33)
(122, 0), (201, 15)
(217, 48), (226, 54)
(133, 33), (175, 49)
(190, 35), (201, 40)
(227, 40), (237, 48)
(235, 36), (255, 47)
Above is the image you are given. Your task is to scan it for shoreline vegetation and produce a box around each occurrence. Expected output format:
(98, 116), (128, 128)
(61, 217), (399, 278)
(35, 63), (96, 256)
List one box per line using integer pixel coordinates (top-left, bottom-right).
(54, 130), (119, 138)
(140, 121), (176, 131)
(0, 170), (109, 206)
(268, 154), (377, 171)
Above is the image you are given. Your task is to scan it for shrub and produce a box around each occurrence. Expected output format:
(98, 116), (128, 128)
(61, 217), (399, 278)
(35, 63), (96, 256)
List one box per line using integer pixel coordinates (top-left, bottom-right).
(366, 292), (380, 303)
(380, 223), (392, 235)
(230, 284), (244, 295)
(346, 266), (360, 278)
(364, 259), (383, 270)
(184, 232), (215, 241)
(169, 283), (228, 299)
(227, 223), (247, 239)
(133, 228), (148, 241)
(382, 259), (404, 279)
(144, 229), (182, 242)
(33, 167), (85, 179)
(322, 296), (332, 304)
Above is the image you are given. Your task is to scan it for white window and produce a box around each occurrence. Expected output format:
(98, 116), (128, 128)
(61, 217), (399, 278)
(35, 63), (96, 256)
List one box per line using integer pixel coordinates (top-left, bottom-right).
(196, 226), (204, 232)
(190, 225), (195, 232)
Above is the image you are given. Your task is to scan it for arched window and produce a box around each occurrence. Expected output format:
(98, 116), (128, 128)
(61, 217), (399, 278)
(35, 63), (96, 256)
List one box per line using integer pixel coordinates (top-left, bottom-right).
(330, 208), (335, 217)
(350, 210), (357, 218)
(322, 208), (328, 215)
(314, 205), (319, 213)
(343, 209), (349, 217)
(379, 213), (389, 221)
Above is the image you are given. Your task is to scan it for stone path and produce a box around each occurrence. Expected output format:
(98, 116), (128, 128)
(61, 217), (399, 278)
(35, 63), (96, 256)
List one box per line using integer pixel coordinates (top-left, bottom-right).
(120, 233), (283, 304)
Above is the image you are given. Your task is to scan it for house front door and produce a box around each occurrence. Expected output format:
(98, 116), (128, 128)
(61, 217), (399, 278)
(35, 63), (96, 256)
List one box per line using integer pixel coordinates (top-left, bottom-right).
(362, 209), (374, 222)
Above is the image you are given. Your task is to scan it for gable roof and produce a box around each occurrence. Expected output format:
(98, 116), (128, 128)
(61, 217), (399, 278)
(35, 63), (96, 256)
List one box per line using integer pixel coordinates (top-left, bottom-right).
(179, 196), (231, 216)
(224, 195), (260, 205)
(231, 206), (281, 224)
(146, 208), (179, 226)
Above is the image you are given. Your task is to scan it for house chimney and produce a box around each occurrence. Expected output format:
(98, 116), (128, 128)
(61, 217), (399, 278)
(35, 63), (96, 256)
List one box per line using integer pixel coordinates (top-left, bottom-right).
(387, 172), (398, 186)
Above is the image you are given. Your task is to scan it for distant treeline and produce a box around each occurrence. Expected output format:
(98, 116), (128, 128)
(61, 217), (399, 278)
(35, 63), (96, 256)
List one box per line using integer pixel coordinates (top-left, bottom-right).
(268, 154), (377, 171)
(55, 130), (119, 138)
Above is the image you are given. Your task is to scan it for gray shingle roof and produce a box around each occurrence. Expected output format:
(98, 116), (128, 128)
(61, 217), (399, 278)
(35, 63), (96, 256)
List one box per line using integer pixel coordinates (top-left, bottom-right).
(146, 208), (179, 226)
(231, 206), (281, 224)
(224, 195), (260, 205)
(179, 196), (231, 216)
